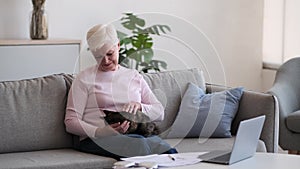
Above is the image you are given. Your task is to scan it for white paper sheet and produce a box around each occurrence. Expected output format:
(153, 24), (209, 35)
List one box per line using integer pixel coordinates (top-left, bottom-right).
(121, 152), (207, 167)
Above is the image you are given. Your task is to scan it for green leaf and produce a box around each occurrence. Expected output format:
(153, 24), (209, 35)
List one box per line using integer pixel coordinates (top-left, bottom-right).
(132, 34), (153, 49)
(117, 13), (171, 72)
(128, 52), (142, 62)
(120, 37), (132, 46)
(158, 25), (171, 33)
(153, 26), (159, 35)
(140, 62), (149, 67)
(121, 13), (145, 30)
(117, 31), (127, 40)
(141, 49), (154, 63)
(142, 25), (171, 35)
(119, 47), (127, 55)
(118, 53), (126, 63)
(127, 48), (154, 63)
(119, 57), (130, 68)
(126, 48), (137, 57)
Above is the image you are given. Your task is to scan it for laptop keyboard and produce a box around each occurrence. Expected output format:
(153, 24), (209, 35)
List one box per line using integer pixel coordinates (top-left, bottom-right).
(199, 150), (231, 160)
(210, 153), (231, 161)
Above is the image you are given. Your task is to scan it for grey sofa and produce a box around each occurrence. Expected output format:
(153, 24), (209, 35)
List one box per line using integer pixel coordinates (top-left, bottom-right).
(0, 68), (278, 169)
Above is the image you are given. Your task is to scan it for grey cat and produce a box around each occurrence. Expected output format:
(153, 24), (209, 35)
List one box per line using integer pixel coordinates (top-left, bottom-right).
(103, 110), (160, 137)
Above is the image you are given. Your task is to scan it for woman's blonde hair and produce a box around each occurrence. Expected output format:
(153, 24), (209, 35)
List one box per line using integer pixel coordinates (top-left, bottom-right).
(86, 24), (119, 51)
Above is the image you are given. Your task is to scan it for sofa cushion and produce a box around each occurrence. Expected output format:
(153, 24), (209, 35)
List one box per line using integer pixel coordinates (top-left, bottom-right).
(164, 138), (266, 153)
(167, 83), (243, 138)
(286, 110), (300, 133)
(0, 74), (73, 153)
(0, 149), (116, 169)
(141, 68), (206, 137)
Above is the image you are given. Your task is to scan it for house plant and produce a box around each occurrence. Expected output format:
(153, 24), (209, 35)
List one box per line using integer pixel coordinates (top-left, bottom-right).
(117, 13), (171, 72)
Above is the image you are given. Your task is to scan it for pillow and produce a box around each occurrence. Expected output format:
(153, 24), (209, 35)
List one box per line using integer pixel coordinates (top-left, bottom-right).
(167, 82), (244, 138)
(141, 68), (206, 137)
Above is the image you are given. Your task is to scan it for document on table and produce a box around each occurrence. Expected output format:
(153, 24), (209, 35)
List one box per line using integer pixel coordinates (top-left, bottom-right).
(121, 152), (207, 167)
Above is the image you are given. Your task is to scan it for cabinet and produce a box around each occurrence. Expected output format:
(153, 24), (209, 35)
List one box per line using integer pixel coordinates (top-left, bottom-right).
(0, 39), (80, 81)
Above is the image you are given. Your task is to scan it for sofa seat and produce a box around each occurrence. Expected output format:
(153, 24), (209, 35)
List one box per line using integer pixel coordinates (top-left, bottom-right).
(0, 149), (116, 169)
(164, 137), (267, 153)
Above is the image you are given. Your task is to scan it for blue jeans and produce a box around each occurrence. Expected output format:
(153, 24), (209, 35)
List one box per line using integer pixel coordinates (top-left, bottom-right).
(78, 134), (177, 160)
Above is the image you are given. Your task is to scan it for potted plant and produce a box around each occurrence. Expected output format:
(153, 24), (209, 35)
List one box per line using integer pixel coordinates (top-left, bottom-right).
(117, 13), (171, 72)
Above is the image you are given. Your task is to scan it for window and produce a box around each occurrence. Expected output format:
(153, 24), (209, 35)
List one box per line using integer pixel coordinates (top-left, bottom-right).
(263, 0), (300, 70)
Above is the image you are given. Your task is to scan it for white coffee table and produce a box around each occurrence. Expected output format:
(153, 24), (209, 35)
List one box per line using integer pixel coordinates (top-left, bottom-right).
(169, 153), (300, 169)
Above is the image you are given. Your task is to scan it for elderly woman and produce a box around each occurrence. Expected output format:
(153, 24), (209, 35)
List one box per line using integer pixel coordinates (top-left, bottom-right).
(64, 24), (177, 160)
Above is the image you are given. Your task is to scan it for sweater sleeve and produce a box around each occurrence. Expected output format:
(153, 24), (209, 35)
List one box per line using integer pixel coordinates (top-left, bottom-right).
(139, 75), (164, 122)
(64, 76), (98, 138)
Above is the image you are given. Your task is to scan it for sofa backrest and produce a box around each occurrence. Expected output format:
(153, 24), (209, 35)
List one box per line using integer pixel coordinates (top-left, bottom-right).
(141, 68), (206, 137)
(0, 74), (74, 154)
(0, 69), (205, 153)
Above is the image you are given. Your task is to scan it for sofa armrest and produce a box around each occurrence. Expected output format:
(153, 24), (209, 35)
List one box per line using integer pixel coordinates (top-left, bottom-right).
(206, 84), (279, 153)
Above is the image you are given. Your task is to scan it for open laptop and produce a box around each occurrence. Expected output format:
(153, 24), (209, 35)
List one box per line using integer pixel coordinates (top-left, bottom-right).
(198, 115), (266, 165)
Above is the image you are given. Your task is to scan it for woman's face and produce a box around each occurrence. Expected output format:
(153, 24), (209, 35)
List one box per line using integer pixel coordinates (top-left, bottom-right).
(93, 43), (120, 72)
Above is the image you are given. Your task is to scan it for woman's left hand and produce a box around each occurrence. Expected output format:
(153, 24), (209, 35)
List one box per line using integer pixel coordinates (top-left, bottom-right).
(122, 102), (142, 114)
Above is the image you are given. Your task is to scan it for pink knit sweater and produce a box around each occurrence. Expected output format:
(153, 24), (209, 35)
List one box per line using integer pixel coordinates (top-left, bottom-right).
(64, 65), (164, 140)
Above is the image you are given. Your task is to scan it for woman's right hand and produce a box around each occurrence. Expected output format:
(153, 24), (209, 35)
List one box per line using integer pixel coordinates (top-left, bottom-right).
(95, 121), (130, 137)
(110, 121), (130, 134)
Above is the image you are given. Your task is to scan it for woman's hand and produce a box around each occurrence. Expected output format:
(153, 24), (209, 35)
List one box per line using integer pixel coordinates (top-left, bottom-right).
(122, 102), (142, 114)
(111, 121), (130, 134)
(95, 121), (130, 137)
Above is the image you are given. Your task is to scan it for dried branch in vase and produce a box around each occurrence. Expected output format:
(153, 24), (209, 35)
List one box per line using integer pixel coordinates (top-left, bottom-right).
(32, 0), (45, 9)
(30, 0), (48, 40)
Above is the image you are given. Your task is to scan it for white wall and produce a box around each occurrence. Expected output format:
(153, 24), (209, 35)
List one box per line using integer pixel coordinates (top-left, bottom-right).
(262, 69), (276, 92)
(0, 0), (264, 91)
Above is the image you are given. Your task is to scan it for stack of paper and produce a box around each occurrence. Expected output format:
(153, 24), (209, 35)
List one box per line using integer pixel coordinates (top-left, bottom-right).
(120, 152), (206, 167)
